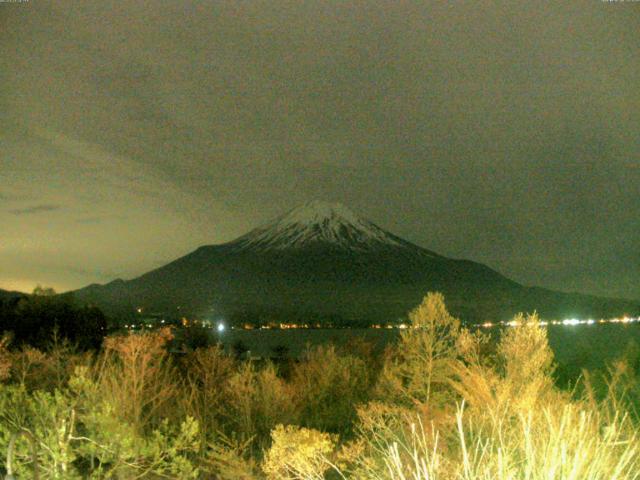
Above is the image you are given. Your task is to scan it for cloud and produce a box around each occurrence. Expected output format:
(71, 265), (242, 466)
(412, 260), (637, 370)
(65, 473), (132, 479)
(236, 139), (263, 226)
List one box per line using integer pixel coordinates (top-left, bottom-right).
(75, 216), (105, 225)
(60, 264), (120, 280)
(75, 214), (127, 225)
(1, 1), (638, 299)
(0, 192), (21, 202)
(9, 204), (62, 215)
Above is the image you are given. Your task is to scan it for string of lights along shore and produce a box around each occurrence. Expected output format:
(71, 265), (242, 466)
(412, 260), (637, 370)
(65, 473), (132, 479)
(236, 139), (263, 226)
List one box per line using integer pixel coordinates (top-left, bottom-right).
(121, 315), (640, 332)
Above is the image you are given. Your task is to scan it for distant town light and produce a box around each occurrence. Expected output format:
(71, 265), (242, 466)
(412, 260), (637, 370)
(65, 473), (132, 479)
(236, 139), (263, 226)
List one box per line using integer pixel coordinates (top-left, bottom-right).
(217, 323), (225, 332)
(471, 315), (639, 329)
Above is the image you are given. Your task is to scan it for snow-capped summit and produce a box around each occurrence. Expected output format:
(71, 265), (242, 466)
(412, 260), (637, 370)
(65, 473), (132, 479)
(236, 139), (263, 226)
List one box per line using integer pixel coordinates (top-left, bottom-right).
(74, 200), (640, 325)
(273, 201), (361, 226)
(230, 200), (405, 251)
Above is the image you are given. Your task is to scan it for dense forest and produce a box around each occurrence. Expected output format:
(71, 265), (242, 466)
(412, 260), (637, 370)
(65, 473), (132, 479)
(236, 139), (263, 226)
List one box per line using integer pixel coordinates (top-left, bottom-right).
(0, 287), (106, 350)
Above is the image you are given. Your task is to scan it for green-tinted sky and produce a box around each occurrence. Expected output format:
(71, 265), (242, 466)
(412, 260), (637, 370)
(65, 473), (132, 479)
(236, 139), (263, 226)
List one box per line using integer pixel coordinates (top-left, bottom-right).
(1, 1), (638, 299)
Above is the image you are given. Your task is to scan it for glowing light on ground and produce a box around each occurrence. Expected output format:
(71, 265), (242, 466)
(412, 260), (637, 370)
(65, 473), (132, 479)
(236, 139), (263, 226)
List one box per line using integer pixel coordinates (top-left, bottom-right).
(473, 316), (640, 329)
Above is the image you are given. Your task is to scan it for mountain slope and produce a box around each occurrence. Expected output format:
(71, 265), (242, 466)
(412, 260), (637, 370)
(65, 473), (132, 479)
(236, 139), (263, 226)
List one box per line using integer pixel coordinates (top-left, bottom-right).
(0, 289), (26, 303)
(230, 201), (418, 252)
(74, 202), (640, 324)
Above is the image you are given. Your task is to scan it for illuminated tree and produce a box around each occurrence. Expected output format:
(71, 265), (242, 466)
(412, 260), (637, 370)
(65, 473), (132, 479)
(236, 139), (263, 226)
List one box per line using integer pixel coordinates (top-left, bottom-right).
(263, 424), (337, 480)
(377, 292), (462, 409)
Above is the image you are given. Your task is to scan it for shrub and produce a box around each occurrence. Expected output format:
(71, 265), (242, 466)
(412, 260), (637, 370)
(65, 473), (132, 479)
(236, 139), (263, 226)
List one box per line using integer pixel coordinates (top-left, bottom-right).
(291, 344), (371, 435)
(97, 327), (178, 432)
(454, 400), (640, 480)
(340, 401), (640, 480)
(0, 292), (639, 480)
(202, 432), (260, 480)
(180, 345), (236, 448)
(343, 308), (640, 480)
(338, 401), (439, 480)
(262, 424), (337, 480)
(223, 361), (296, 450)
(0, 333), (11, 382)
(450, 312), (560, 423)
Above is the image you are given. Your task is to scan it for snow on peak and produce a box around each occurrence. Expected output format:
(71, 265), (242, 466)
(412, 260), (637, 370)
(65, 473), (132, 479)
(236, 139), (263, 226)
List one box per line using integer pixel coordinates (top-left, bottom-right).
(231, 201), (404, 251)
(276, 201), (361, 226)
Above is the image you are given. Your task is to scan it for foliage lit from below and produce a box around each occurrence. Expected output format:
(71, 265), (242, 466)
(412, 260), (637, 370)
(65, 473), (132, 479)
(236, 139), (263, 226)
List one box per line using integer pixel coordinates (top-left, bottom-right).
(0, 292), (638, 479)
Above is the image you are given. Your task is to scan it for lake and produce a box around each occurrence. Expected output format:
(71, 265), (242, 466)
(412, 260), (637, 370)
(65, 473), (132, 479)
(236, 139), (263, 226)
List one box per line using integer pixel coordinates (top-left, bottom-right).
(214, 323), (640, 373)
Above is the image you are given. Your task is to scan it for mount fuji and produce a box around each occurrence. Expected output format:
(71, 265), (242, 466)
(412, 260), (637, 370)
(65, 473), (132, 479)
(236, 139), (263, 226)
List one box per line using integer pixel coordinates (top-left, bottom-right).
(229, 201), (410, 252)
(73, 201), (639, 325)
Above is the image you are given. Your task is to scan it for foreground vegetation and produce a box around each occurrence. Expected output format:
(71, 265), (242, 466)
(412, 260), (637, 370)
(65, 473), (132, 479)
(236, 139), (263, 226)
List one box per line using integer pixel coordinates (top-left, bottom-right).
(0, 293), (639, 479)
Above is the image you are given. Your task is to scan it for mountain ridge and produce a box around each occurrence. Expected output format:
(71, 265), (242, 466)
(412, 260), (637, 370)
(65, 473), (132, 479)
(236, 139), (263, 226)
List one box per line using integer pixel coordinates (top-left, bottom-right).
(73, 202), (640, 324)
(225, 201), (435, 255)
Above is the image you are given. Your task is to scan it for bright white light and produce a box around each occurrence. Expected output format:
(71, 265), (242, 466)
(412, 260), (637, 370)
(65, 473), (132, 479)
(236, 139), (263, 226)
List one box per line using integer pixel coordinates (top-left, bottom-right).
(562, 318), (580, 326)
(217, 323), (225, 332)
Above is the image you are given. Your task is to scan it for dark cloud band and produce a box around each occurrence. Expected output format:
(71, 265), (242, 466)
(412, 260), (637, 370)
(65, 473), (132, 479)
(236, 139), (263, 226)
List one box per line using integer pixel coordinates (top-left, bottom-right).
(9, 204), (61, 215)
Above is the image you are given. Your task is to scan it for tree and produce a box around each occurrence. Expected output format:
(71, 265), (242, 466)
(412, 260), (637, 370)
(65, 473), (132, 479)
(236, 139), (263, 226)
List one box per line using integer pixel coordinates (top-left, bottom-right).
(0, 288), (107, 350)
(376, 292), (462, 409)
(32, 285), (57, 297)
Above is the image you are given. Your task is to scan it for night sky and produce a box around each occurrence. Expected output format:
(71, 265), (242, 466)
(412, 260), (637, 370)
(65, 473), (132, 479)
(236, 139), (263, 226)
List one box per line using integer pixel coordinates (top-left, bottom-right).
(1, 1), (638, 300)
